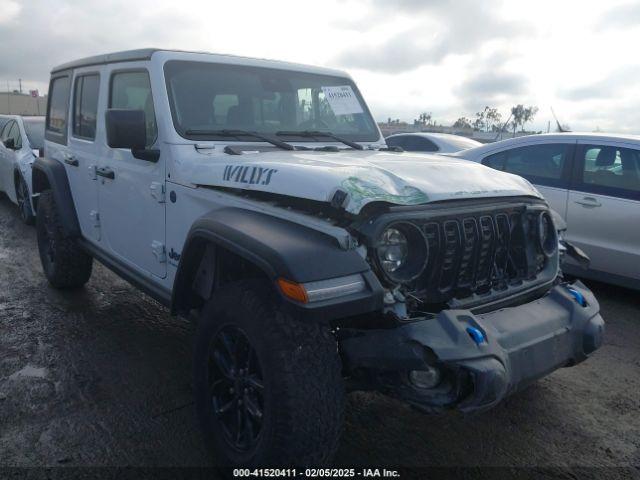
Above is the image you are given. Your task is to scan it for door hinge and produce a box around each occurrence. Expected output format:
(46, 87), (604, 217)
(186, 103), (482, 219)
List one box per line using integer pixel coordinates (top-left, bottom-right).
(150, 182), (166, 203)
(151, 241), (166, 263)
(90, 210), (101, 240)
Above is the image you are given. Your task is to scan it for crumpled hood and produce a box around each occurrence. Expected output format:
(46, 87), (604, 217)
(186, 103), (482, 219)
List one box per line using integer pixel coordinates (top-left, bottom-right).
(178, 147), (542, 214)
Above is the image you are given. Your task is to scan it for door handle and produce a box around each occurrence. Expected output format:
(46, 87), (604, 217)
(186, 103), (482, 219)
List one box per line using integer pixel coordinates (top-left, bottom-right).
(62, 153), (78, 166)
(574, 197), (602, 208)
(64, 155), (79, 167)
(96, 167), (115, 180)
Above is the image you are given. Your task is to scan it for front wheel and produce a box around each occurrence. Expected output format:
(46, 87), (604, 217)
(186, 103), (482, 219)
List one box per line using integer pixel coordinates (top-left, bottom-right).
(36, 190), (93, 289)
(194, 280), (345, 467)
(16, 174), (35, 225)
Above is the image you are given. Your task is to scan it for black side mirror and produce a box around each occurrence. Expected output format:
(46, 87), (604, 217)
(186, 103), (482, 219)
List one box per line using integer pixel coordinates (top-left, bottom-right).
(3, 138), (15, 150)
(105, 109), (160, 162)
(105, 109), (147, 149)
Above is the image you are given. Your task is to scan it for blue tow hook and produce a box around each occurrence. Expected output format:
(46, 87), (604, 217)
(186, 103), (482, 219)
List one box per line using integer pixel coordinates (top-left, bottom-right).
(566, 286), (587, 307)
(466, 326), (486, 345)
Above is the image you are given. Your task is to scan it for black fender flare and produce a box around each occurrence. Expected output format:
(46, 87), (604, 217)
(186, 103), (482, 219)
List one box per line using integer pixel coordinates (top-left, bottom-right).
(171, 207), (382, 317)
(31, 157), (80, 237)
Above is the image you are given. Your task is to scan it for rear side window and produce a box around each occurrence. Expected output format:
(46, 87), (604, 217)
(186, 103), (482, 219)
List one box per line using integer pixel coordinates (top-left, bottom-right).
(47, 76), (71, 135)
(387, 135), (438, 152)
(110, 71), (157, 146)
(73, 74), (100, 140)
(483, 144), (571, 188)
(575, 145), (640, 200)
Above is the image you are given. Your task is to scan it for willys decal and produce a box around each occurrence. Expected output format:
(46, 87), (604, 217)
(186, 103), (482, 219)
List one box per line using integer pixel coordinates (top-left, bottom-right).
(223, 165), (278, 186)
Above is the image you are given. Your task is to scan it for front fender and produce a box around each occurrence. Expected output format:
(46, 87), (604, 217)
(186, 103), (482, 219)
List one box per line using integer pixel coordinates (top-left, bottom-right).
(32, 157), (80, 236)
(171, 207), (383, 319)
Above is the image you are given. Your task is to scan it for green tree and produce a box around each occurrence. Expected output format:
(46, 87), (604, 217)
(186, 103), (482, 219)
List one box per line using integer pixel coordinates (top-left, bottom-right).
(510, 104), (538, 134)
(453, 117), (472, 129)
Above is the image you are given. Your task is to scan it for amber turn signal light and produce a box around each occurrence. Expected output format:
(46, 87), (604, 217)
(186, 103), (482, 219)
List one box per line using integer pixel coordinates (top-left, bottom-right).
(277, 278), (309, 304)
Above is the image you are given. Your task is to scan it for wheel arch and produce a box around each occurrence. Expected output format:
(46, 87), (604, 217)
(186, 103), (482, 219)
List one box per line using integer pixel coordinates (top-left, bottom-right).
(170, 207), (376, 319)
(31, 157), (80, 236)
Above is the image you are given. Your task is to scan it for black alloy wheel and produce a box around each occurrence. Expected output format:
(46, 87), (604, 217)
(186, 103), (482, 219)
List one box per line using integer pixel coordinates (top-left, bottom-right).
(209, 325), (264, 453)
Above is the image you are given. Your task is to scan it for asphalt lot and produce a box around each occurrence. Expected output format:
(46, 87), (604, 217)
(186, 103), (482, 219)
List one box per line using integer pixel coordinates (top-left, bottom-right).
(0, 194), (638, 476)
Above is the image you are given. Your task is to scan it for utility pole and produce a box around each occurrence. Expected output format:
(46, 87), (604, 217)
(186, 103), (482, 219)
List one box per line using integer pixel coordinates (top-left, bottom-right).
(19, 79), (22, 94)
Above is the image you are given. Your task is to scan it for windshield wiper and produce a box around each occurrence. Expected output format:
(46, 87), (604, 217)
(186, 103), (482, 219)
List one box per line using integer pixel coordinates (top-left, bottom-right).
(276, 130), (364, 150)
(184, 129), (295, 151)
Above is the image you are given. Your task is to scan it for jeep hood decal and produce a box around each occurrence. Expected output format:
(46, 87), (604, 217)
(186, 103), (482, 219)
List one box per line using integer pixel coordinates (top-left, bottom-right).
(179, 148), (541, 214)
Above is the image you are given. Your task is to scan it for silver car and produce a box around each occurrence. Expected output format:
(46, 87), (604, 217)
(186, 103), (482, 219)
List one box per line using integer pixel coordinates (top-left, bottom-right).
(386, 132), (482, 153)
(450, 132), (640, 290)
(0, 115), (45, 224)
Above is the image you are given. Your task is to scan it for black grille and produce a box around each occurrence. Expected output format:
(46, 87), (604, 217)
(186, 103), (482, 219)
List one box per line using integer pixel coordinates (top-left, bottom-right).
(412, 207), (546, 304)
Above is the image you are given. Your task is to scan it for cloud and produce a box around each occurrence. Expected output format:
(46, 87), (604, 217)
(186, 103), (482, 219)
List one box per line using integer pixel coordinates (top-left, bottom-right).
(0, 0), (20, 25)
(333, 0), (531, 73)
(598, 2), (640, 29)
(559, 65), (640, 100)
(457, 71), (527, 100)
(0, 0), (193, 89)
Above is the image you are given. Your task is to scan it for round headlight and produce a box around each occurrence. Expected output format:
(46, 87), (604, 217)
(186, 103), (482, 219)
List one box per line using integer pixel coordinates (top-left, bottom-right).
(379, 228), (408, 273)
(538, 211), (557, 257)
(376, 222), (428, 283)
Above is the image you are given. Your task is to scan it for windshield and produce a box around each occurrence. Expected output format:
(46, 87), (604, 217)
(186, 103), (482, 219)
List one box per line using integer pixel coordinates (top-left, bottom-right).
(164, 60), (379, 142)
(23, 118), (45, 149)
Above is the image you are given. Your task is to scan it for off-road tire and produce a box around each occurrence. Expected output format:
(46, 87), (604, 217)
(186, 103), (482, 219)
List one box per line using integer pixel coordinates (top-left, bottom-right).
(36, 190), (93, 289)
(194, 279), (345, 468)
(16, 174), (35, 225)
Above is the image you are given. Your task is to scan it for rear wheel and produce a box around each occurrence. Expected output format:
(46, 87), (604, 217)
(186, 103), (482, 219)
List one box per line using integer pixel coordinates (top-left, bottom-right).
(194, 279), (345, 467)
(36, 190), (93, 289)
(16, 174), (34, 225)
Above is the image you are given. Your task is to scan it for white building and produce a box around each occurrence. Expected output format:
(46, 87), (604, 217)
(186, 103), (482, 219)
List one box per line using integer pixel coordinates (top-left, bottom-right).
(0, 92), (47, 116)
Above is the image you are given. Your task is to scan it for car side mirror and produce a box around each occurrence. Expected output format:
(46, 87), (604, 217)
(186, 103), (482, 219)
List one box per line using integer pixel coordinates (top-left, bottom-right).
(105, 109), (147, 149)
(3, 138), (15, 150)
(105, 109), (160, 163)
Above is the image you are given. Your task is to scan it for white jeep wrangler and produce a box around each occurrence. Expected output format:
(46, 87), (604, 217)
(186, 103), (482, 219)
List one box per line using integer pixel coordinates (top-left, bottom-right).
(33, 49), (604, 467)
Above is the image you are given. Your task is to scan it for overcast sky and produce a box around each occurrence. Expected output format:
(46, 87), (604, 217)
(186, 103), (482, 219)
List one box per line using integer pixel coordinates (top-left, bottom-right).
(1, 0), (639, 133)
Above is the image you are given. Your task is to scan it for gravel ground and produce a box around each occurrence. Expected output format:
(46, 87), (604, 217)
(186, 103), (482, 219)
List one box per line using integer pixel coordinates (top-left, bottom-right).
(0, 194), (638, 476)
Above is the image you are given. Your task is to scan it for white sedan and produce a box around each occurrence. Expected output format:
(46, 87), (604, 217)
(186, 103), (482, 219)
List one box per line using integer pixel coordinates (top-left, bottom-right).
(450, 132), (640, 290)
(0, 115), (44, 224)
(385, 132), (482, 153)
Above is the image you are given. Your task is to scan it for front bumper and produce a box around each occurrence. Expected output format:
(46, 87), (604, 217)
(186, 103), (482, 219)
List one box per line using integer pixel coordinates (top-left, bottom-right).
(339, 281), (604, 413)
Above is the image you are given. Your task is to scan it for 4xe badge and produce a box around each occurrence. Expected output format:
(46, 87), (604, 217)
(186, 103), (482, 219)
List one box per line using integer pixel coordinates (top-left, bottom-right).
(223, 165), (278, 185)
(168, 248), (181, 265)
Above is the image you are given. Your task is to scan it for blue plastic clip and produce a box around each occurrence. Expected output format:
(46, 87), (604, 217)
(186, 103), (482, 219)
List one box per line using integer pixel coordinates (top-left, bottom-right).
(566, 287), (587, 307)
(466, 326), (486, 345)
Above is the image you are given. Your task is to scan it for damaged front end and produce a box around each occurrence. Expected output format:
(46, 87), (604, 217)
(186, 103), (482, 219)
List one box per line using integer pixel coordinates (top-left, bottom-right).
(339, 280), (604, 413)
(338, 197), (604, 413)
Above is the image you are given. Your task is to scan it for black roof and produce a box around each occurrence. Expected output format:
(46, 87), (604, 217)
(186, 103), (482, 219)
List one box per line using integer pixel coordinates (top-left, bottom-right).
(51, 48), (159, 73)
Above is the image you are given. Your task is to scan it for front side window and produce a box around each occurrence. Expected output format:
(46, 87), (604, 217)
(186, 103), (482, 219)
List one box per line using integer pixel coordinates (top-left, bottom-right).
(482, 151), (507, 170)
(23, 119), (45, 149)
(485, 144), (570, 187)
(110, 71), (157, 146)
(3, 121), (22, 149)
(0, 120), (11, 141)
(47, 76), (70, 134)
(73, 74), (100, 140)
(163, 60), (378, 142)
(577, 145), (640, 198)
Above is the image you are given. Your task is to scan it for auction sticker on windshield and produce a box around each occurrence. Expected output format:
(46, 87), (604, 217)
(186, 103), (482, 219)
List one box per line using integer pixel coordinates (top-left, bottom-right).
(322, 85), (364, 116)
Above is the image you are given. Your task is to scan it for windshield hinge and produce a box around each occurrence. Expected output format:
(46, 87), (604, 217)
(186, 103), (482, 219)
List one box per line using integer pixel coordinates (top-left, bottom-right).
(150, 182), (165, 203)
(89, 210), (100, 241)
(151, 241), (166, 263)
